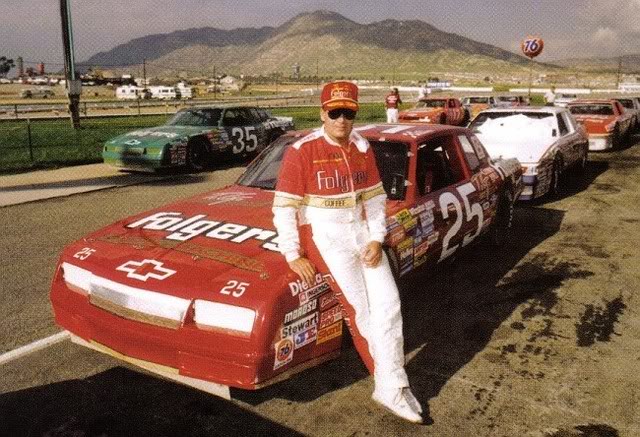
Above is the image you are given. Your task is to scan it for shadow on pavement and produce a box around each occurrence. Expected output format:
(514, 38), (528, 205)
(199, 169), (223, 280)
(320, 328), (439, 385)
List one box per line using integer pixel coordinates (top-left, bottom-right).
(0, 367), (304, 437)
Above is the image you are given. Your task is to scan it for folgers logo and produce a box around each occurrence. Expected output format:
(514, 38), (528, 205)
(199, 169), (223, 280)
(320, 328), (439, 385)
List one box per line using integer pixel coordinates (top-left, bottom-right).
(126, 212), (280, 252)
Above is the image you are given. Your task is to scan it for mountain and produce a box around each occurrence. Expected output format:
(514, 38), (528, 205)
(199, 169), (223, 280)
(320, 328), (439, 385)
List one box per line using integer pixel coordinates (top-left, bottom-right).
(553, 54), (640, 73)
(82, 10), (552, 78)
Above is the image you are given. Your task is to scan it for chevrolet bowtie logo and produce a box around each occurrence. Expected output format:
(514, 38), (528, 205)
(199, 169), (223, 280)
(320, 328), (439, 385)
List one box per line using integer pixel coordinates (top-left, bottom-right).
(116, 259), (176, 281)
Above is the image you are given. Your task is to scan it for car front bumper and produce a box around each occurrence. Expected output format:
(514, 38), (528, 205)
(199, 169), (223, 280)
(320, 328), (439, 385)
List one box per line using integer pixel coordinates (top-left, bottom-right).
(588, 134), (614, 151)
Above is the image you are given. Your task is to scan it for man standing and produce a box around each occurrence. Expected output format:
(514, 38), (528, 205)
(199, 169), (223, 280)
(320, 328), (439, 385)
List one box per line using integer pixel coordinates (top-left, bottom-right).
(385, 87), (402, 123)
(272, 81), (423, 423)
(544, 85), (556, 106)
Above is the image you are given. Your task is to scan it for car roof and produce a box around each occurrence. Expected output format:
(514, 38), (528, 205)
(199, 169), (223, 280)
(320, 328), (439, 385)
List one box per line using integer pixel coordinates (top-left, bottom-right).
(568, 99), (615, 105)
(477, 106), (566, 115)
(281, 124), (467, 145)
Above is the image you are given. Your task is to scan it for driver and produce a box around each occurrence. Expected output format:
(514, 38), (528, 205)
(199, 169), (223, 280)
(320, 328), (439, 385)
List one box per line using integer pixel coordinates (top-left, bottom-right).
(272, 80), (423, 423)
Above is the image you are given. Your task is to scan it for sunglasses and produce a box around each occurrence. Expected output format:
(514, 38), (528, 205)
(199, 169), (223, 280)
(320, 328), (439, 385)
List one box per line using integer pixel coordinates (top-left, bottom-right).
(327, 108), (357, 120)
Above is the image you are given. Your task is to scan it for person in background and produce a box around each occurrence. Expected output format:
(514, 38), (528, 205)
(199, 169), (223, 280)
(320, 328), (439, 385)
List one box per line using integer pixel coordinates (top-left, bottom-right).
(272, 80), (423, 424)
(544, 85), (556, 106)
(385, 87), (402, 123)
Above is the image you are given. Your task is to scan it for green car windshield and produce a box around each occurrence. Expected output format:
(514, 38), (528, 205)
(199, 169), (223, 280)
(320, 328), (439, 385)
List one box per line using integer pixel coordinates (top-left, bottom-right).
(167, 108), (223, 127)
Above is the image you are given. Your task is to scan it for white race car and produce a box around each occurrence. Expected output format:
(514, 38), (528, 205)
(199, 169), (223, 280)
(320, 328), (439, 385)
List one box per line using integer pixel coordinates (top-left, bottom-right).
(469, 106), (589, 200)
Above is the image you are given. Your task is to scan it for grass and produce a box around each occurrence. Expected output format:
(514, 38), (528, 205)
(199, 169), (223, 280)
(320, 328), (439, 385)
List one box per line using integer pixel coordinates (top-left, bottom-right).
(0, 104), (389, 173)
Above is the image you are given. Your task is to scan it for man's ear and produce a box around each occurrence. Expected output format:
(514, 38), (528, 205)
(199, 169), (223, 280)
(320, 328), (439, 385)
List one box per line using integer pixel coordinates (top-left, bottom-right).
(320, 109), (327, 123)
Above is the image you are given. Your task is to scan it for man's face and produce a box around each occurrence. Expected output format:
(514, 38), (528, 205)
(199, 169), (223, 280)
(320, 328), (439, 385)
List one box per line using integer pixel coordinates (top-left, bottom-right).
(321, 108), (356, 144)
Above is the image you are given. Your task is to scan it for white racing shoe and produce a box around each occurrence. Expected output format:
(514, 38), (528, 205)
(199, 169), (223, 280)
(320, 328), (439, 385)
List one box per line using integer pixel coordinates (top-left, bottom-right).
(372, 387), (423, 424)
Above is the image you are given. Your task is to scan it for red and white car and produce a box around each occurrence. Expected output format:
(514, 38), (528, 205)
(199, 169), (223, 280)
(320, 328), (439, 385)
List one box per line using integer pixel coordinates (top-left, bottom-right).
(50, 124), (522, 399)
(399, 97), (469, 126)
(567, 99), (634, 151)
(469, 107), (589, 200)
(613, 96), (640, 133)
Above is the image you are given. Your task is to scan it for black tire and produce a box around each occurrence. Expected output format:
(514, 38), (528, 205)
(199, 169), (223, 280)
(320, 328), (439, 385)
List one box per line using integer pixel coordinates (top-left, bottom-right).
(574, 146), (588, 176)
(549, 156), (563, 197)
(439, 114), (447, 125)
(611, 125), (621, 150)
(488, 188), (514, 247)
(187, 139), (208, 171)
(461, 109), (470, 126)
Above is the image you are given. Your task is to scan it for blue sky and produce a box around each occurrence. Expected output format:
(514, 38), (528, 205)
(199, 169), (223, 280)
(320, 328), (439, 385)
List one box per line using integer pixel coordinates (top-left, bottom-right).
(3, 0), (639, 69)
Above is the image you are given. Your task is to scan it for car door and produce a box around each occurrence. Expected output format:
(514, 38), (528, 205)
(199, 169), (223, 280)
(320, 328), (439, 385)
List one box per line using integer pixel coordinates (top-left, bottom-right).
(248, 108), (271, 151)
(222, 108), (258, 155)
(557, 111), (584, 167)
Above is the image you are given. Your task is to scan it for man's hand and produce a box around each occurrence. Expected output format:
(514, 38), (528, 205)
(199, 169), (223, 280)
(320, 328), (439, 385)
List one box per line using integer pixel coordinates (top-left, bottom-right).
(288, 257), (317, 286)
(362, 241), (383, 268)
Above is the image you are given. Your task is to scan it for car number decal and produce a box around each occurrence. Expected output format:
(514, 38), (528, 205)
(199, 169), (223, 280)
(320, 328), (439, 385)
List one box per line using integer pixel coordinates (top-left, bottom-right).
(438, 182), (484, 261)
(220, 280), (250, 297)
(231, 126), (258, 154)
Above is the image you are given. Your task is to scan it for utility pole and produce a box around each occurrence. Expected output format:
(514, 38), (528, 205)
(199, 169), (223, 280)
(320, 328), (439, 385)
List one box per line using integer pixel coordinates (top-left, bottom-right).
(213, 65), (217, 100)
(143, 58), (147, 89)
(615, 57), (622, 90)
(59, 0), (81, 129)
(316, 59), (319, 91)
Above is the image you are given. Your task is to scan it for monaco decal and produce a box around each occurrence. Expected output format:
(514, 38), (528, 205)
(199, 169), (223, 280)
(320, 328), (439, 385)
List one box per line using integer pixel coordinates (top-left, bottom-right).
(116, 259), (176, 281)
(126, 212), (280, 252)
(284, 299), (318, 324)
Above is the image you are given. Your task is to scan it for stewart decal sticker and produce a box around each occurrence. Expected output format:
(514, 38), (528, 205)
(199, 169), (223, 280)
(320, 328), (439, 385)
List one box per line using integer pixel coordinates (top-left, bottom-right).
(126, 212), (280, 251)
(317, 321), (343, 345)
(284, 299), (317, 324)
(294, 326), (317, 349)
(281, 313), (319, 338)
(274, 337), (294, 370)
(319, 305), (343, 329)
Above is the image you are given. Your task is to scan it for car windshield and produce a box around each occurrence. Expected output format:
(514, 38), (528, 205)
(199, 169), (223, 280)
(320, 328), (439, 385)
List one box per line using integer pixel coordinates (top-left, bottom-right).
(466, 97), (489, 104)
(237, 132), (409, 200)
(568, 105), (614, 115)
(167, 108), (222, 126)
(616, 99), (634, 109)
(497, 96), (520, 103)
(558, 94), (577, 100)
(470, 112), (555, 142)
(416, 99), (446, 108)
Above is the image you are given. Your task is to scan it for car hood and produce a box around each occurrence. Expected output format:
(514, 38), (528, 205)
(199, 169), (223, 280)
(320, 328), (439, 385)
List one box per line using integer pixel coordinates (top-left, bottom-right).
(474, 114), (556, 163)
(106, 125), (212, 148)
(60, 185), (290, 308)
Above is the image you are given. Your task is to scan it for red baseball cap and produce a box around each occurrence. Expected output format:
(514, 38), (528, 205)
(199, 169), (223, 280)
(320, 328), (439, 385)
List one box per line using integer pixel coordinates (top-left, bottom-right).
(320, 81), (359, 111)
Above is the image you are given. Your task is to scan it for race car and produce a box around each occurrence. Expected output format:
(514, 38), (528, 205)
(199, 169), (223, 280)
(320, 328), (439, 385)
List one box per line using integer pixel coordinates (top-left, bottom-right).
(567, 99), (634, 151)
(460, 95), (497, 118)
(51, 124), (522, 399)
(613, 96), (640, 133)
(469, 107), (589, 200)
(399, 97), (469, 126)
(494, 95), (529, 108)
(102, 106), (294, 171)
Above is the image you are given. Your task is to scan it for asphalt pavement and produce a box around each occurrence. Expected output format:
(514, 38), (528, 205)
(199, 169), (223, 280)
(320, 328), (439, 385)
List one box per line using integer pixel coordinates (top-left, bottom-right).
(0, 164), (169, 207)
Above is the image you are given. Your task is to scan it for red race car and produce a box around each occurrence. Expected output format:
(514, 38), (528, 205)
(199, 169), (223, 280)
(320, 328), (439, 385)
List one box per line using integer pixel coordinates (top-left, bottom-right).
(50, 124), (522, 399)
(399, 97), (470, 126)
(567, 99), (634, 151)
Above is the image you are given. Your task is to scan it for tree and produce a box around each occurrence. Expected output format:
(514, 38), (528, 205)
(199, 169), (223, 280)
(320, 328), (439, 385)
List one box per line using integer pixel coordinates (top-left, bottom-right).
(0, 56), (15, 78)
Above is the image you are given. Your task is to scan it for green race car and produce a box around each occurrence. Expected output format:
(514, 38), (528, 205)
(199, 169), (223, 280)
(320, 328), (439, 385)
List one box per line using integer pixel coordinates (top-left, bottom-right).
(103, 106), (294, 171)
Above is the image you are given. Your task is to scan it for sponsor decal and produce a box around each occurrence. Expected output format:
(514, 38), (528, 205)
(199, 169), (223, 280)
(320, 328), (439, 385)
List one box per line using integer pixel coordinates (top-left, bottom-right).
(409, 203), (427, 215)
(126, 212), (280, 252)
(394, 209), (416, 230)
(128, 130), (179, 139)
(284, 299), (317, 324)
(289, 273), (334, 304)
(294, 326), (317, 349)
(414, 240), (430, 258)
(281, 312), (319, 338)
(482, 201), (491, 211)
(203, 192), (256, 205)
(387, 226), (406, 246)
(124, 139), (141, 146)
(317, 321), (343, 345)
(319, 305), (343, 329)
(116, 259), (176, 281)
(168, 143), (187, 165)
(274, 337), (294, 370)
(397, 237), (414, 253)
(320, 291), (338, 309)
(99, 235), (268, 276)
(414, 254), (428, 268)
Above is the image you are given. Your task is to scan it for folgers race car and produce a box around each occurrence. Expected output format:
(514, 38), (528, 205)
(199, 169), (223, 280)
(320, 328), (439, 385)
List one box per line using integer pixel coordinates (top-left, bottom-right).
(51, 124), (522, 398)
(102, 106), (294, 171)
(399, 97), (469, 126)
(567, 99), (634, 151)
(469, 107), (589, 200)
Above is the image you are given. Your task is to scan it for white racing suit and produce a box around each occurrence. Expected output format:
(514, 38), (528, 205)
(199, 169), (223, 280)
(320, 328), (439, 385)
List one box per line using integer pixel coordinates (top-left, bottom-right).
(272, 127), (409, 390)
